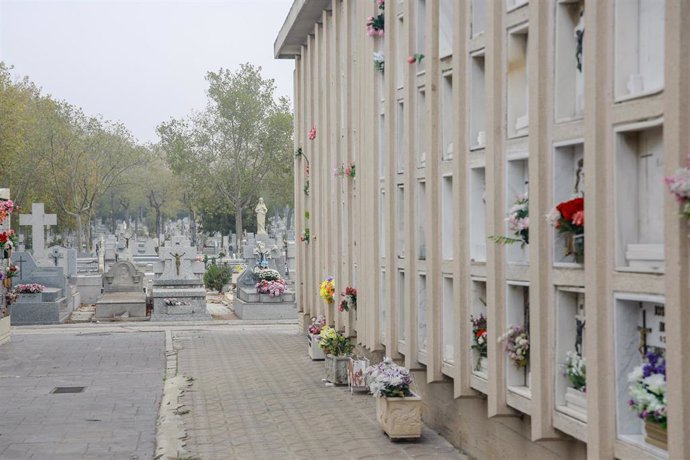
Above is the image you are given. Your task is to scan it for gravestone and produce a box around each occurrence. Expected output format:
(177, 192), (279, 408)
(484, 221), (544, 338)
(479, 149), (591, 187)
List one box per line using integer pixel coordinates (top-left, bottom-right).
(234, 241), (296, 320)
(19, 203), (57, 265)
(95, 261), (147, 320)
(150, 238), (209, 321)
(8, 252), (69, 325)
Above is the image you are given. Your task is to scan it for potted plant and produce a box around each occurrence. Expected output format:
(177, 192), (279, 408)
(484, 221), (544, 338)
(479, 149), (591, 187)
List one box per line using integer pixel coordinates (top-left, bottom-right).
(307, 315), (326, 360)
(563, 351), (587, 413)
(628, 351), (667, 450)
(318, 325), (353, 384)
(366, 357), (422, 439)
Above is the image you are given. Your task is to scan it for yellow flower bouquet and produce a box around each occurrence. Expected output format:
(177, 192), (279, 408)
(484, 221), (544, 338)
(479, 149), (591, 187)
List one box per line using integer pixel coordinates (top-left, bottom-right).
(320, 276), (335, 304)
(317, 325), (353, 356)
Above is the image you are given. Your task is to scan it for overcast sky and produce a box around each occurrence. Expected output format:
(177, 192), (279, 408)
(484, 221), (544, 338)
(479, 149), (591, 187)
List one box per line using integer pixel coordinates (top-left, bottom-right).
(0, 0), (295, 144)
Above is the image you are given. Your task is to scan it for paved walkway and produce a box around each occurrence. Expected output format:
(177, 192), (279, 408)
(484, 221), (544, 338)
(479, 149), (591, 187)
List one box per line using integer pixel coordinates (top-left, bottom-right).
(0, 330), (164, 459)
(175, 326), (467, 459)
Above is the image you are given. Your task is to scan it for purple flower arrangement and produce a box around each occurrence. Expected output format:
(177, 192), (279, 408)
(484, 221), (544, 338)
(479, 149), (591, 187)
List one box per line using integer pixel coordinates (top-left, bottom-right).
(14, 283), (44, 294)
(628, 351), (667, 429)
(365, 357), (414, 398)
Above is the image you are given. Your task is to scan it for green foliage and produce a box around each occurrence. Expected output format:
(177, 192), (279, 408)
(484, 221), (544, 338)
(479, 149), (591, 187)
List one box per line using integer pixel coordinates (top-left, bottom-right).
(203, 264), (233, 292)
(158, 63), (294, 239)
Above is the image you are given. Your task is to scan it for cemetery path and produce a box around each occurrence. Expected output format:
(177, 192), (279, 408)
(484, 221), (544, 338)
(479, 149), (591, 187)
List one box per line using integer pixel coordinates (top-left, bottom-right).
(0, 330), (164, 459)
(174, 327), (468, 460)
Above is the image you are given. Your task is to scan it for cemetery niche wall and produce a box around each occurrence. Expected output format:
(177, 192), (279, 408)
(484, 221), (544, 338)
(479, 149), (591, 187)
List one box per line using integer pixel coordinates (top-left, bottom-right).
(276, 0), (689, 458)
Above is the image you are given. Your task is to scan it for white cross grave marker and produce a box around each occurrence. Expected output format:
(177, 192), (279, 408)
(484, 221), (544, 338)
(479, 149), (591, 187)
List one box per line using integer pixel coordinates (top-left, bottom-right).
(19, 203), (57, 262)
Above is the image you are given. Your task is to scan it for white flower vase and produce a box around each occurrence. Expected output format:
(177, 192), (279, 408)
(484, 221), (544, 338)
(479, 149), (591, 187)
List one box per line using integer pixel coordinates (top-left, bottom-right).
(307, 334), (325, 360)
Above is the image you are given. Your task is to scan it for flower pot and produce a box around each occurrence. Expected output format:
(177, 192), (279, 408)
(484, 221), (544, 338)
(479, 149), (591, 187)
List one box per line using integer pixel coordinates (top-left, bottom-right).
(565, 233), (585, 264)
(348, 357), (370, 393)
(644, 420), (667, 451)
(325, 354), (350, 385)
(3, 277), (11, 289)
(0, 315), (10, 346)
(376, 394), (423, 439)
(307, 334), (325, 360)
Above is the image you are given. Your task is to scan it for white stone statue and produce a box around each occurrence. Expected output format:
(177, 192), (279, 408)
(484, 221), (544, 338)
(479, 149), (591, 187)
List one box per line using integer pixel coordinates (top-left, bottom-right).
(255, 197), (268, 235)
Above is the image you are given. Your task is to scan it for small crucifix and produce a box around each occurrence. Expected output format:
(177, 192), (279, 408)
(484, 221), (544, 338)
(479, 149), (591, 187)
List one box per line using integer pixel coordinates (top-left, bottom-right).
(171, 252), (186, 276)
(638, 310), (652, 357)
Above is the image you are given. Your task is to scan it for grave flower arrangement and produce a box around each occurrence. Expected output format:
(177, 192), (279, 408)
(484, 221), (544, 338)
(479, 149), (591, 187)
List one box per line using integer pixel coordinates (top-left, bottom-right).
(490, 193), (529, 246)
(320, 276), (335, 304)
(499, 324), (529, 369)
(564, 351), (587, 392)
(339, 286), (357, 312)
(628, 351), (667, 430)
(365, 357), (414, 398)
(547, 197), (584, 262)
(407, 53), (425, 64)
(308, 315), (326, 336)
(366, 0), (385, 37)
(14, 283), (44, 294)
(6, 263), (19, 278)
(470, 313), (488, 367)
(164, 298), (188, 306)
(307, 126), (317, 141)
(334, 161), (356, 179)
(373, 52), (385, 73)
(0, 199), (18, 226)
(317, 325), (353, 356)
(0, 229), (18, 249)
(253, 267), (281, 281)
(256, 278), (287, 297)
(665, 159), (690, 220)
(300, 227), (311, 244)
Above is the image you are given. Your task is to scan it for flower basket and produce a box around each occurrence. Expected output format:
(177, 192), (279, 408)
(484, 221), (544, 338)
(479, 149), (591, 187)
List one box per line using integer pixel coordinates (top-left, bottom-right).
(644, 419), (667, 450)
(348, 357), (370, 393)
(325, 354), (350, 385)
(307, 334), (325, 360)
(376, 394), (422, 439)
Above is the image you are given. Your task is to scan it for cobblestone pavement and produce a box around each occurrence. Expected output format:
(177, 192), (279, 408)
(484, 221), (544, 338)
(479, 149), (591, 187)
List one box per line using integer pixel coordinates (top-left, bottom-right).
(175, 326), (467, 460)
(0, 331), (164, 460)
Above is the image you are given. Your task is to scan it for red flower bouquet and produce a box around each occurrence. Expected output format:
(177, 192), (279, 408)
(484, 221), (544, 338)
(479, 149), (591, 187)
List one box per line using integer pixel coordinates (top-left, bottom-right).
(547, 197), (585, 262)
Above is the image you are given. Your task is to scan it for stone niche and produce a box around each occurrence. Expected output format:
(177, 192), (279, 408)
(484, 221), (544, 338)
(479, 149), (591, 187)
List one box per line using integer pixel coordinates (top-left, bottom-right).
(553, 287), (587, 442)
(95, 261), (147, 320)
(614, 0), (665, 101)
(614, 293), (667, 456)
(614, 119), (664, 273)
(505, 282), (531, 415)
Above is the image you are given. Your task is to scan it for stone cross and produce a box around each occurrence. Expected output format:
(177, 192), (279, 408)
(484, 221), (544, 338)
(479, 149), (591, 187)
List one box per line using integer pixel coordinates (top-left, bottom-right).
(19, 203), (57, 262)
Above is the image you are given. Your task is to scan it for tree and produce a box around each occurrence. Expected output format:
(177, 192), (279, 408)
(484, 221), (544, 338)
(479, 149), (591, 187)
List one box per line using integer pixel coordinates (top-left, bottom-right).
(158, 64), (293, 247)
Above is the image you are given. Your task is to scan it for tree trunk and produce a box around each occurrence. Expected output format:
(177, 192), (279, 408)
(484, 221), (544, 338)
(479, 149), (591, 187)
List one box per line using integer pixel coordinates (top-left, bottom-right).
(235, 205), (243, 253)
(110, 190), (116, 233)
(155, 208), (162, 240)
(76, 213), (83, 253)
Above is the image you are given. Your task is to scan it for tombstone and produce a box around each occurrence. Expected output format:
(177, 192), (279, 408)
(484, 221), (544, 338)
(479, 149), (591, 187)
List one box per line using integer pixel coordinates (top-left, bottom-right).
(104, 235), (117, 262)
(95, 261), (147, 320)
(150, 238), (209, 321)
(19, 203), (57, 265)
(48, 246), (77, 279)
(8, 252), (70, 325)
